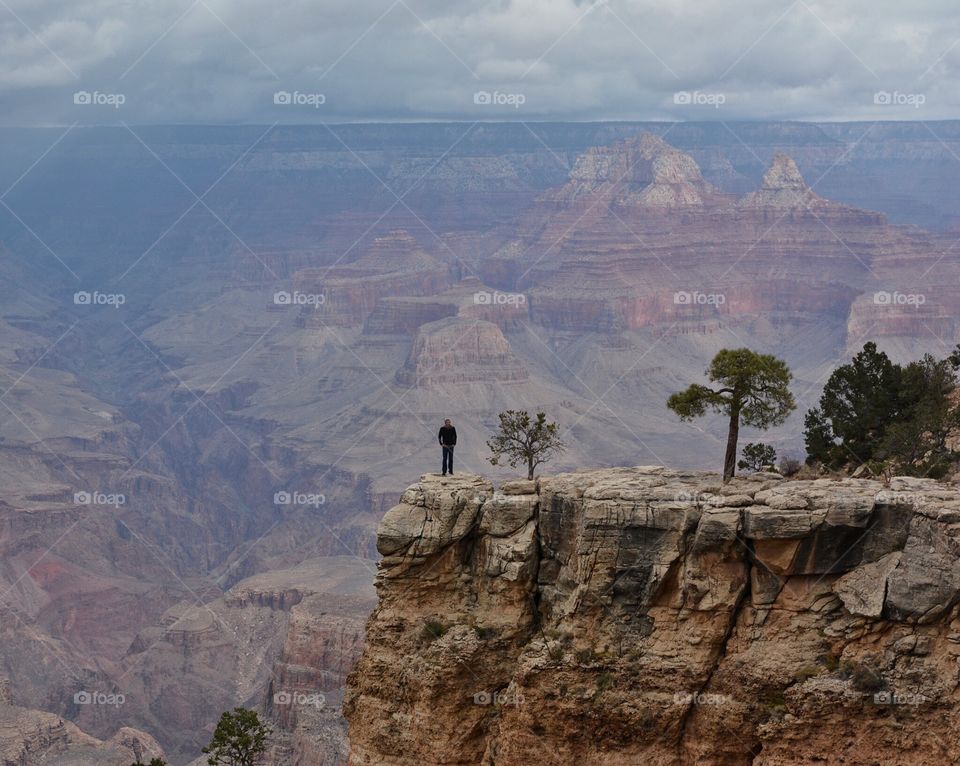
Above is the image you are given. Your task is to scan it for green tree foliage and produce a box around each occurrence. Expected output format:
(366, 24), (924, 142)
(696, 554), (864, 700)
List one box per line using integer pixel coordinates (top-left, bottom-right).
(129, 760), (167, 766)
(804, 343), (959, 476)
(487, 410), (566, 480)
(803, 342), (903, 467)
(202, 708), (271, 766)
(738, 442), (777, 472)
(667, 349), (795, 480)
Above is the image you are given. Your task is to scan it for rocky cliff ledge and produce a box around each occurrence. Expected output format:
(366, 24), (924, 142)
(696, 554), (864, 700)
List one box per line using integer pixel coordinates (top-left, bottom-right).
(344, 467), (960, 765)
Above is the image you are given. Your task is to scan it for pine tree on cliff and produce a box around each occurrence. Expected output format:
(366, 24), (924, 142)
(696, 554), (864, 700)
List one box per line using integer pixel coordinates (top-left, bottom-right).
(668, 349), (795, 481)
(487, 410), (566, 480)
(202, 708), (270, 766)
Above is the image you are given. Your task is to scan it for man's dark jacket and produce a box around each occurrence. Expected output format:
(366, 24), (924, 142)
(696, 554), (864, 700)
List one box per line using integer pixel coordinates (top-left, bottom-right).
(438, 425), (457, 446)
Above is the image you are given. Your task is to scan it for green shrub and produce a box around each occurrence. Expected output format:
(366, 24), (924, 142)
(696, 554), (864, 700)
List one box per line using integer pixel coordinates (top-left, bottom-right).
(820, 652), (840, 671)
(574, 647), (596, 665)
(421, 619), (448, 642)
(849, 664), (885, 693)
(793, 665), (820, 682)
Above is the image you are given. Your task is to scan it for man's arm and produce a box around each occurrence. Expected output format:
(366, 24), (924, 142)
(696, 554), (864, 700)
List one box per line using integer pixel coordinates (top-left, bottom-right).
(438, 428), (444, 445)
(451, 427), (457, 445)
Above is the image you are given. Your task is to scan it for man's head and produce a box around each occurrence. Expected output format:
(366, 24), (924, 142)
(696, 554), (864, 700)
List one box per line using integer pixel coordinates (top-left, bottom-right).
(444, 419), (452, 426)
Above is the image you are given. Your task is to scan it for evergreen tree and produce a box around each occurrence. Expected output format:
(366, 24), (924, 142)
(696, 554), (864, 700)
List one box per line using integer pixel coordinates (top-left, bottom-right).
(668, 349), (795, 480)
(202, 708), (271, 766)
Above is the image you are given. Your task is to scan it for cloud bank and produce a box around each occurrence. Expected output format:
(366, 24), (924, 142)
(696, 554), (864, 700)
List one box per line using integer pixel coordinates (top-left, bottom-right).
(1, 0), (958, 124)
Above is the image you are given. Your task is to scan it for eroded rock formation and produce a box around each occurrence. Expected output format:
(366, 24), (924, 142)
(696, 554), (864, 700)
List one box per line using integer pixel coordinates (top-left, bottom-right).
(0, 678), (164, 766)
(345, 468), (960, 765)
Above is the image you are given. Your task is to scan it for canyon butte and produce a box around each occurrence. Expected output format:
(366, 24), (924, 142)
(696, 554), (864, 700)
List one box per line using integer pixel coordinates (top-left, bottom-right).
(2, 121), (960, 761)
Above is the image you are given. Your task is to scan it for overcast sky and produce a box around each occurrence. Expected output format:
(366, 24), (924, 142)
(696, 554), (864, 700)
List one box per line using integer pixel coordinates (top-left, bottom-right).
(1, 0), (958, 125)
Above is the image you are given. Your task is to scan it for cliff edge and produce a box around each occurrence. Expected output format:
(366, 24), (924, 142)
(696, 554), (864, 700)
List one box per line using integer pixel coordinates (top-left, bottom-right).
(344, 467), (960, 765)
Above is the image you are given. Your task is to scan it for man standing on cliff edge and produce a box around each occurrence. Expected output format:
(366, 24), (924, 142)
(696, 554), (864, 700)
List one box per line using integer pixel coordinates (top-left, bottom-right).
(438, 419), (457, 476)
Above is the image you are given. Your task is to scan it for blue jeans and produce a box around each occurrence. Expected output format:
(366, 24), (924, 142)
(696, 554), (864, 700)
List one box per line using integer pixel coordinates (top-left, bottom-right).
(441, 446), (454, 474)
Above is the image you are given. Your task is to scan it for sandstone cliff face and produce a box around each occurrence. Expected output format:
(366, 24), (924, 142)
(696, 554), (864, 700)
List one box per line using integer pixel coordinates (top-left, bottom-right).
(293, 231), (453, 328)
(547, 133), (728, 208)
(112, 558), (374, 764)
(395, 318), (529, 388)
(345, 468), (960, 765)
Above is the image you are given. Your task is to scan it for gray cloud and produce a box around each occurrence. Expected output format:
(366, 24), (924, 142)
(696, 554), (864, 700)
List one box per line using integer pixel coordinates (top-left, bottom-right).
(1, 0), (958, 124)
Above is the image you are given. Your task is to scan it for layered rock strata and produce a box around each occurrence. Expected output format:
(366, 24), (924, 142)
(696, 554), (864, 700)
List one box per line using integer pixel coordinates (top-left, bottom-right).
(346, 468), (960, 765)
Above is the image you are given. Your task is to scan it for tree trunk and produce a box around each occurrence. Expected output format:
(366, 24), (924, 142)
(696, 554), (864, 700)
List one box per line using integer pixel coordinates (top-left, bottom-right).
(527, 455), (534, 480)
(723, 406), (740, 482)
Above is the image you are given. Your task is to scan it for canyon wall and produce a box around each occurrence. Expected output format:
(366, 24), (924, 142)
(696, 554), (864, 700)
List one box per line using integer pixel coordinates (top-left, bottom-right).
(5, 122), (960, 761)
(345, 468), (960, 765)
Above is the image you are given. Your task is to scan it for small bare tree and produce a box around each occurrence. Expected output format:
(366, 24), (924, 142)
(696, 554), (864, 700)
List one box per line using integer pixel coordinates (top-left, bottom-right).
(487, 410), (566, 480)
